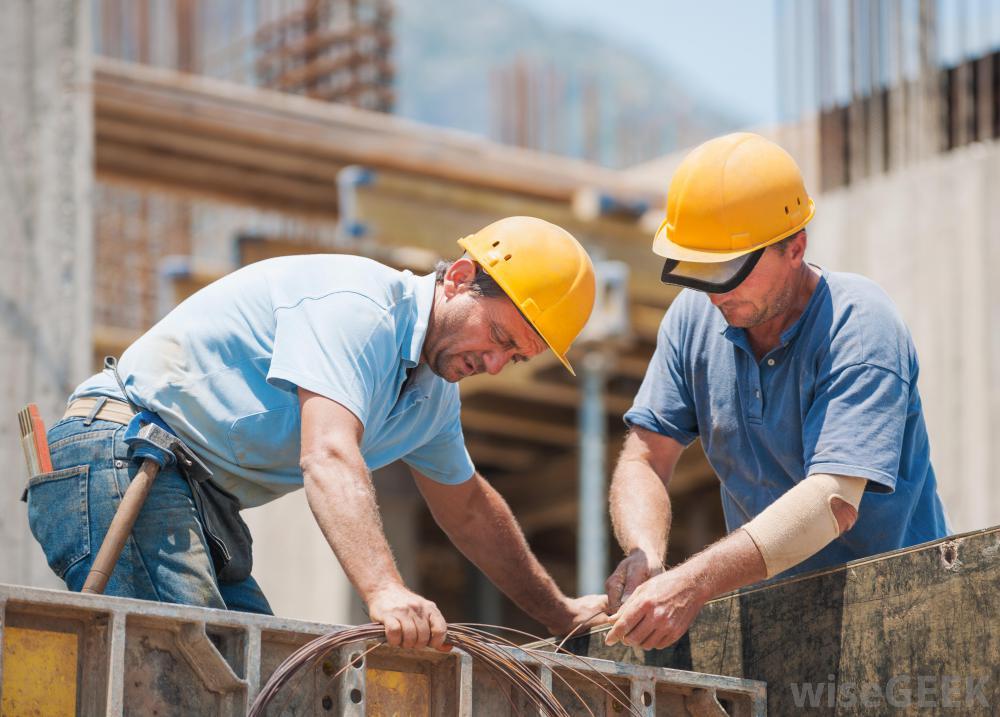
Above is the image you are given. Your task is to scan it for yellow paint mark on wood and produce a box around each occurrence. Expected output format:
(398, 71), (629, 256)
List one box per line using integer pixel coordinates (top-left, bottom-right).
(367, 668), (431, 717)
(1, 626), (78, 717)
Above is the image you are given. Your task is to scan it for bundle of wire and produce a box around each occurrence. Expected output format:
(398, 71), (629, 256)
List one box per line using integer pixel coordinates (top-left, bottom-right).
(248, 623), (645, 717)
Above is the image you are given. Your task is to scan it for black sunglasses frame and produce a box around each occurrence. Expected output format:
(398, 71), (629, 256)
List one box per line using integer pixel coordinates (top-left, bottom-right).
(659, 247), (766, 294)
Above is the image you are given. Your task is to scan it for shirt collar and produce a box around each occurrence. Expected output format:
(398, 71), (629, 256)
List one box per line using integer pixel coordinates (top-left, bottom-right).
(403, 272), (437, 367)
(777, 267), (828, 345)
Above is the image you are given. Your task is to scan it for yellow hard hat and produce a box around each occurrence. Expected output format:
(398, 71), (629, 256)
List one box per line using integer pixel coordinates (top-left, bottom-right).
(653, 132), (815, 292)
(458, 216), (595, 375)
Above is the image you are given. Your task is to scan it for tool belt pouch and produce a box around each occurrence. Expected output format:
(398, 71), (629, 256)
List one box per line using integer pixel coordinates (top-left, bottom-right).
(186, 476), (254, 584)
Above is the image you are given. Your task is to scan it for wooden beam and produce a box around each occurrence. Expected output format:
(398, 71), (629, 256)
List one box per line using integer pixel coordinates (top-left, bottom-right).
(464, 440), (540, 473)
(461, 408), (577, 447)
(351, 170), (665, 297)
(94, 58), (660, 205)
(95, 116), (346, 185)
(462, 376), (634, 417)
(96, 143), (339, 217)
(610, 355), (650, 382)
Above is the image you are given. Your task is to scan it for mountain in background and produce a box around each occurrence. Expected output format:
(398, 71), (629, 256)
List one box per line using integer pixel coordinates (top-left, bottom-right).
(393, 0), (742, 168)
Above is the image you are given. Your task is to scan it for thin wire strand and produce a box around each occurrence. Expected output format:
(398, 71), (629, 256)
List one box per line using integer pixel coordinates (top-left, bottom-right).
(248, 624), (575, 717)
(453, 623), (642, 717)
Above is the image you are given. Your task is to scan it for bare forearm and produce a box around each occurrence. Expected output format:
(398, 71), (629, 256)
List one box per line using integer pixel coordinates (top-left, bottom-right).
(610, 458), (671, 560)
(675, 529), (766, 602)
(446, 483), (570, 629)
(302, 451), (403, 602)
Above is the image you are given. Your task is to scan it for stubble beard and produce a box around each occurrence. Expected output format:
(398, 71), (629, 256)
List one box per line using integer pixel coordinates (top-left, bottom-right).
(719, 283), (795, 329)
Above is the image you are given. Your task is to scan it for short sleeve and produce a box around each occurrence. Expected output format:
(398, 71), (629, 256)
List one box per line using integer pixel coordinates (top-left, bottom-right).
(402, 407), (475, 485)
(267, 292), (393, 427)
(623, 304), (699, 445)
(803, 363), (907, 493)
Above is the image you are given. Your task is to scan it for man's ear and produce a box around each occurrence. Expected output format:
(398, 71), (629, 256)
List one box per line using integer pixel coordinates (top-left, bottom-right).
(442, 257), (478, 298)
(787, 230), (808, 266)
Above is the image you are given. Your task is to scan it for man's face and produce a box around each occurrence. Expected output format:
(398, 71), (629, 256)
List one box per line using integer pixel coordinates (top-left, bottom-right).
(708, 235), (804, 328)
(424, 260), (548, 382)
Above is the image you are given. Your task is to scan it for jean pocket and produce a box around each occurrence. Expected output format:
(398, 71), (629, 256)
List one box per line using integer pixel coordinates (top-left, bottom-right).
(26, 465), (91, 578)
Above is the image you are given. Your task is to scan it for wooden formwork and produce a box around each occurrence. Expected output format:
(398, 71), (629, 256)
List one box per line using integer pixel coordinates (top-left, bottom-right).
(566, 527), (1000, 716)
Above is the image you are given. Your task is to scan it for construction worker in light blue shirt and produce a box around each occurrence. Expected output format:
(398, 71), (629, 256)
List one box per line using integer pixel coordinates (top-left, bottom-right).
(603, 134), (950, 651)
(27, 216), (609, 650)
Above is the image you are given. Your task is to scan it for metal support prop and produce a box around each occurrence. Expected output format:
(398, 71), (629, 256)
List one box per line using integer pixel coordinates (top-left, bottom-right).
(577, 350), (608, 596)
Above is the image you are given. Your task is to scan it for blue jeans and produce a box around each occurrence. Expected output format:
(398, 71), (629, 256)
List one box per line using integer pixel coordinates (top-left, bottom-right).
(25, 416), (272, 614)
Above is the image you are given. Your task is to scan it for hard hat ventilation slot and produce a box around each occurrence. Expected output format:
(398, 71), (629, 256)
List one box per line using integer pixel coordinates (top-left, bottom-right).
(797, 197), (802, 205)
(784, 206), (789, 214)
(492, 241), (500, 247)
(504, 254), (512, 261)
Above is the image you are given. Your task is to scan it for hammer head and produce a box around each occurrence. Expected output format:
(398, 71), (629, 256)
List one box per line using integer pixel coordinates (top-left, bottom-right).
(124, 412), (213, 483)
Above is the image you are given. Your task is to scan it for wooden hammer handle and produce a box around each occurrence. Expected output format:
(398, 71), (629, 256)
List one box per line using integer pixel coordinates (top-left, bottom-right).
(82, 458), (160, 595)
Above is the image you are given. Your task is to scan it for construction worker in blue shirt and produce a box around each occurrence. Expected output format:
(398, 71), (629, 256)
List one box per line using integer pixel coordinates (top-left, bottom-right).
(27, 216), (608, 650)
(604, 134), (950, 650)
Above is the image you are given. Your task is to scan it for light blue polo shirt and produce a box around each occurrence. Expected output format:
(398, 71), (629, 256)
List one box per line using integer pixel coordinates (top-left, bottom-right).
(625, 270), (950, 578)
(72, 255), (475, 508)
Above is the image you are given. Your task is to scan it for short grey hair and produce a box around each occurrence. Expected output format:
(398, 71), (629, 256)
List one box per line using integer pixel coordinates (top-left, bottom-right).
(434, 259), (508, 299)
(770, 229), (806, 254)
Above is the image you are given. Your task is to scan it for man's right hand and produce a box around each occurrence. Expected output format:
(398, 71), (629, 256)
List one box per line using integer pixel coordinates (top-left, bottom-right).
(367, 584), (451, 652)
(605, 548), (665, 614)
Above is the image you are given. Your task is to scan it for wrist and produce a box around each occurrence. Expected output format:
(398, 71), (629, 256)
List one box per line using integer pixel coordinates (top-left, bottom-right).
(362, 576), (407, 604)
(626, 544), (665, 566)
(673, 557), (712, 603)
(538, 595), (575, 632)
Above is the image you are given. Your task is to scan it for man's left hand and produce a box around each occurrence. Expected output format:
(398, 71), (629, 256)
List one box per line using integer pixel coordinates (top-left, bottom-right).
(545, 594), (610, 637)
(604, 568), (705, 650)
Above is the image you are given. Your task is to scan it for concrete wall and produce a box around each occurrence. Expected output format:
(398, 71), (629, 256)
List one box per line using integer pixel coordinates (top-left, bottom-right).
(807, 141), (1000, 532)
(0, 1), (93, 588)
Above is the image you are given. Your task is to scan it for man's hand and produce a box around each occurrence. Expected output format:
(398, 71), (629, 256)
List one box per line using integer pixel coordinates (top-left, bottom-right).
(545, 593), (611, 637)
(605, 548), (665, 613)
(604, 567), (705, 650)
(367, 584), (451, 652)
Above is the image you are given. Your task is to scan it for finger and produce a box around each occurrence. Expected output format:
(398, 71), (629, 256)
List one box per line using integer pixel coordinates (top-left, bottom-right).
(653, 631), (681, 651)
(428, 611), (450, 652)
(382, 616), (403, 647)
(605, 604), (642, 646)
(622, 565), (650, 597)
(413, 610), (431, 649)
(583, 612), (611, 631)
(622, 614), (655, 648)
(605, 571), (626, 612)
(400, 615), (418, 649)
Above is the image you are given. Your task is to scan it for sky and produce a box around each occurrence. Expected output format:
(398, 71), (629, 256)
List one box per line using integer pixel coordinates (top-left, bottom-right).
(508, 0), (780, 126)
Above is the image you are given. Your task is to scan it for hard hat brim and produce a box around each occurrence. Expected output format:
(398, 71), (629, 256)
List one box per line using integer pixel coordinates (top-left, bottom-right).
(660, 248), (765, 294)
(651, 198), (816, 263)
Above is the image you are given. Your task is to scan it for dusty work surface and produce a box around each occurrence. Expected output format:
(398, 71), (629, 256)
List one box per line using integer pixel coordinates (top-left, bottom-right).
(559, 526), (1000, 715)
(0, 582), (764, 716)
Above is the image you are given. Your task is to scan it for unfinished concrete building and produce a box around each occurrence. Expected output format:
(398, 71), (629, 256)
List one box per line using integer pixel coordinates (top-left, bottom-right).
(2, 1), (999, 714)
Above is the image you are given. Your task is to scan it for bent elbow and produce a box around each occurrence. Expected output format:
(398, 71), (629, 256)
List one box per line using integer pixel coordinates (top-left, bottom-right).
(830, 497), (859, 534)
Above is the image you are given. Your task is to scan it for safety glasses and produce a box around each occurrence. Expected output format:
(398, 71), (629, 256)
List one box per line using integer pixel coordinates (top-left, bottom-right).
(659, 247), (765, 294)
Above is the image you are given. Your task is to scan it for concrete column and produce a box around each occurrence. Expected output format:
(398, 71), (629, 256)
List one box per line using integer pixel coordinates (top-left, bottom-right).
(0, 1), (93, 588)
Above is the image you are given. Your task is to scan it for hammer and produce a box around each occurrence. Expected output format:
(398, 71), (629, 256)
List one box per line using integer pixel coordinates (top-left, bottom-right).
(82, 417), (209, 594)
(81, 455), (161, 594)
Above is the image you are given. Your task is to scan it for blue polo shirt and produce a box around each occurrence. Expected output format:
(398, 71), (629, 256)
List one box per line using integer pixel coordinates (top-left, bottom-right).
(72, 255), (476, 508)
(625, 270), (950, 578)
